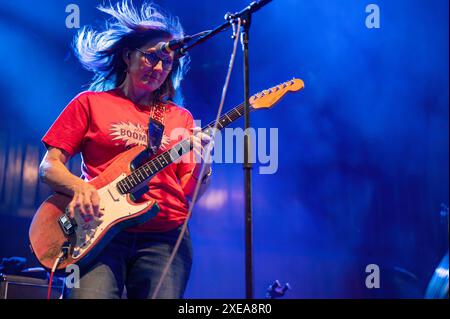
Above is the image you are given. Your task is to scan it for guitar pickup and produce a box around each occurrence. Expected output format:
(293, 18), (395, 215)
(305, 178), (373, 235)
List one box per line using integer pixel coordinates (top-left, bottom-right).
(58, 214), (77, 236)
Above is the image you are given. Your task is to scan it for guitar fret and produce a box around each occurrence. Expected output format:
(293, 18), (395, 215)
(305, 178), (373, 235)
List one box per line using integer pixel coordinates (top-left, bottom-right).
(139, 168), (149, 182)
(123, 178), (132, 189)
(142, 168), (150, 178)
(135, 170), (144, 181)
(155, 157), (163, 168)
(136, 172), (143, 182)
(139, 166), (149, 179)
(226, 111), (236, 121)
(162, 153), (172, 164)
(143, 165), (152, 176)
(117, 182), (126, 194)
(129, 174), (138, 186)
(149, 160), (158, 172)
(132, 175), (140, 185)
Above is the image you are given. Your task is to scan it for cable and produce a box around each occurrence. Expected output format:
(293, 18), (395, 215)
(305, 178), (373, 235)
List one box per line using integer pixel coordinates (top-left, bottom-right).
(151, 18), (242, 299)
(47, 251), (64, 300)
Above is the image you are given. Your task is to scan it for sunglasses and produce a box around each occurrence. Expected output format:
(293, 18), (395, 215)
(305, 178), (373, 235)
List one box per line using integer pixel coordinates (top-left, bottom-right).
(135, 48), (174, 71)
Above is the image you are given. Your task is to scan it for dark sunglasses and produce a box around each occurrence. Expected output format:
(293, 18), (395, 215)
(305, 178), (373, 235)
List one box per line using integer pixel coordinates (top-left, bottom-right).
(135, 48), (173, 70)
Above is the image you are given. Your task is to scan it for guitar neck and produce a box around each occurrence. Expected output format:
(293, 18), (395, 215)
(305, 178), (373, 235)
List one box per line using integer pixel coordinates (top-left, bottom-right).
(202, 102), (249, 133)
(116, 78), (305, 194)
(116, 102), (252, 194)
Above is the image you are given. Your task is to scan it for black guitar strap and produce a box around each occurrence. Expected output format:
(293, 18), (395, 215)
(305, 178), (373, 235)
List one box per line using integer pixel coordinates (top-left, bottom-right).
(147, 103), (166, 155)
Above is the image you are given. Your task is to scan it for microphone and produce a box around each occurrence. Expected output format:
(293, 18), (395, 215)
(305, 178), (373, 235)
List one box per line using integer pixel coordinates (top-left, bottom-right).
(155, 31), (210, 58)
(156, 36), (193, 56)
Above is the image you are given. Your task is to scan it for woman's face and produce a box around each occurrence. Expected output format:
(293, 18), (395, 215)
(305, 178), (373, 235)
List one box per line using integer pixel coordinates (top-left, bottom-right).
(125, 37), (175, 93)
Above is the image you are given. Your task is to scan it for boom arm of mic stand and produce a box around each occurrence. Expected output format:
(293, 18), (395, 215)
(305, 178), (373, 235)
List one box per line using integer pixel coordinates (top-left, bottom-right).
(178, 0), (273, 57)
(178, 23), (230, 57)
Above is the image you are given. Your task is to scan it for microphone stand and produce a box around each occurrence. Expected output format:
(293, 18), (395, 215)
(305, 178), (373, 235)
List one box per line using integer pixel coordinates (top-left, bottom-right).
(179, 0), (273, 299)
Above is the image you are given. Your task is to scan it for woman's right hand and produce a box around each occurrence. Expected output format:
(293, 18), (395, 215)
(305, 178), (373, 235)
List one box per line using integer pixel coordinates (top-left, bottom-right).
(39, 147), (102, 223)
(67, 182), (101, 222)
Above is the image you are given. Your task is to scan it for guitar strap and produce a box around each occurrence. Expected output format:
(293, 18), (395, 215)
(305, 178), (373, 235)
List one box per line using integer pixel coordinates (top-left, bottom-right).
(147, 102), (166, 156)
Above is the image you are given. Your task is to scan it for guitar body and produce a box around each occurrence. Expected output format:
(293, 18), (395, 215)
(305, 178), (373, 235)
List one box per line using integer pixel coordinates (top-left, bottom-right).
(29, 145), (160, 272)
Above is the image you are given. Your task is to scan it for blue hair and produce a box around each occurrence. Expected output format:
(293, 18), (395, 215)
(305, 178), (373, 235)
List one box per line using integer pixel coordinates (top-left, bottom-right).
(73, 0), (189, 103)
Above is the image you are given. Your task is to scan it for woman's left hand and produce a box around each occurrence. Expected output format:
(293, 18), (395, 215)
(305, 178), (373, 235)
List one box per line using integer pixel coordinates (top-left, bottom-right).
(190, 126), (214, 178)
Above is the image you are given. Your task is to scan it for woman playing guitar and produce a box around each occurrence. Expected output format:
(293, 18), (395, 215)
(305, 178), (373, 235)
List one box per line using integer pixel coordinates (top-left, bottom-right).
(39, 1), (213, 299)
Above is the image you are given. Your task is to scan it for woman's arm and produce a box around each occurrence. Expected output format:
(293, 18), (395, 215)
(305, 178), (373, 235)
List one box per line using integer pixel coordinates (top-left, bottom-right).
(180, 164), (212, 203)
(178, 127), (214, 203)
(39, 147), (100, 220)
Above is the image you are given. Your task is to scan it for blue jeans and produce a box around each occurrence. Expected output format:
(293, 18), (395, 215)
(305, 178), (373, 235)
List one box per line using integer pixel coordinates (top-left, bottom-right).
(65, 226), (192, 299)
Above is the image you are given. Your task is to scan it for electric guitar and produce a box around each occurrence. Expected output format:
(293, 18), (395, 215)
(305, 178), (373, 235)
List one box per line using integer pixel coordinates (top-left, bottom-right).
(29, 78), (304, 272)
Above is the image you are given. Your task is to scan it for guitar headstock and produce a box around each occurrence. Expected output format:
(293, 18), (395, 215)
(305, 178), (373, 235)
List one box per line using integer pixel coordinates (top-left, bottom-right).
(250, 78), (304, 109)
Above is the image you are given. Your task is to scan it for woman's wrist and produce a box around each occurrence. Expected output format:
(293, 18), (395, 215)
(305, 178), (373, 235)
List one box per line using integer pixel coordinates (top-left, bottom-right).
(192, 166), (212, 184)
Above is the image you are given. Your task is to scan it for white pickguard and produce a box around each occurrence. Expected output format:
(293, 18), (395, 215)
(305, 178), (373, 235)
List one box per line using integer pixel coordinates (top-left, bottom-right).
(70, 174), (152, 259)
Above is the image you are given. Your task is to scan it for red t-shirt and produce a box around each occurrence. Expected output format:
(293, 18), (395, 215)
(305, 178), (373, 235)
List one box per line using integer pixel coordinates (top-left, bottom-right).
(42, 89), (197, 232)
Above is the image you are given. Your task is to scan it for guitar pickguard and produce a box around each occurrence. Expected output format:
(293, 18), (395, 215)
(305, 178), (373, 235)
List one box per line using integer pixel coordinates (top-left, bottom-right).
(70, 174), (153, 260)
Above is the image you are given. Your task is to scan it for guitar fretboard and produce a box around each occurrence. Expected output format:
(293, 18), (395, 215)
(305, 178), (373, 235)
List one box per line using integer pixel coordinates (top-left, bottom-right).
(116, 102), (249, 194)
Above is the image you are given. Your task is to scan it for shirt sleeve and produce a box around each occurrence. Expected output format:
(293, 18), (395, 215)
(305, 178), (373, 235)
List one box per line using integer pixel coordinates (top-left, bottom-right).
(176, 110), (197, 180)
(41, 92), (90, 157)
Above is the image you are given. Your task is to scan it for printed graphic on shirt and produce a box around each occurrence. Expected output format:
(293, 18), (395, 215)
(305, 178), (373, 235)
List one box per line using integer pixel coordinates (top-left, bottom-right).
(110, 121), (170, 150)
